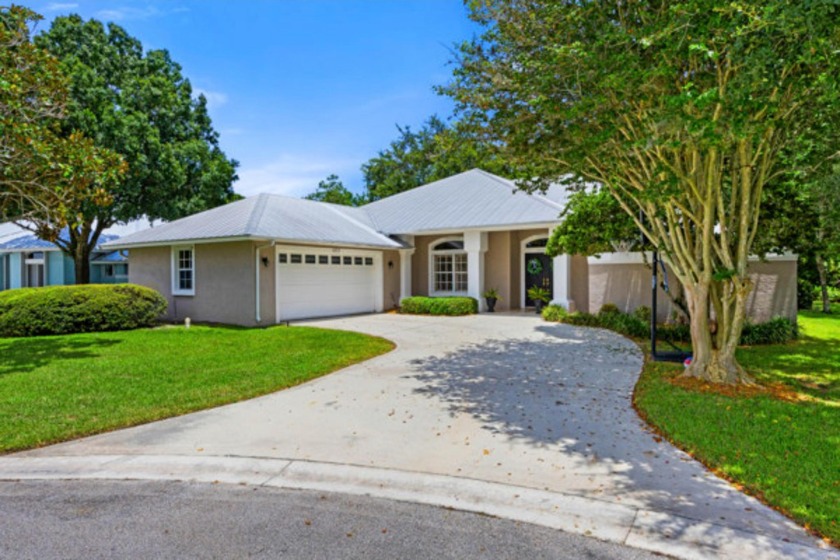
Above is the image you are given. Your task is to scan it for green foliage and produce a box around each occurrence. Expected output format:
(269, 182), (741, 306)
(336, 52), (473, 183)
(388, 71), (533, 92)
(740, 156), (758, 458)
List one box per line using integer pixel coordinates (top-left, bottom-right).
(526, 286), (551, 303)
(482, 287), (500, 300)
(0, 326), (393, 452)
(740, 317), (798, 346)
(0, 6), (123, 228)
(540, 304), (568, 322)
(797, 278), (816, 311)
(399, 296), (478, 316)
(0, 284), (167, 337)
(547, 190), (639, 257)
(598, 303), (621, 315)
(633, 305), (652, 324)
(31, 14), (238, 282)
(361, 115), (511, 201)
(304, 174), (363, 206)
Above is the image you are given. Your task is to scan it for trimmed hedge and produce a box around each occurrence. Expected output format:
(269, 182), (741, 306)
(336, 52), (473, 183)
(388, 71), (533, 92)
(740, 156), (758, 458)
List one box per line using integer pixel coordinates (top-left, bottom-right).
(0, 284), (167, 337)
(399, 296), (478, 316)
(542, 303), (797, 346)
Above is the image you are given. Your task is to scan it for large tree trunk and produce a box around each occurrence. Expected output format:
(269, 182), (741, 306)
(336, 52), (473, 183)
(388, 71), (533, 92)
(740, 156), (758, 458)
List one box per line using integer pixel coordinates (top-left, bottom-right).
(73, 243), (91, 284)
(816, 254), (831, 313)
(682, 278), (754, 385)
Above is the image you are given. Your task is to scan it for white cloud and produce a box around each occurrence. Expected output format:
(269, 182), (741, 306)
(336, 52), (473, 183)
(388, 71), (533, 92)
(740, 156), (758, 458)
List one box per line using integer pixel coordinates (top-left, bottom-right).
(234, 154), (359, 198)
(193, 88), (228, 110)
(44, 3), (79, 11)
(95, 5), (188, 22)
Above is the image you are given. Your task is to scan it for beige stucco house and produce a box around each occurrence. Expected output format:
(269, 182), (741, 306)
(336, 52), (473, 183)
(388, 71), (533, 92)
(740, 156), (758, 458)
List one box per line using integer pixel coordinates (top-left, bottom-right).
(105, 169), (797, 326)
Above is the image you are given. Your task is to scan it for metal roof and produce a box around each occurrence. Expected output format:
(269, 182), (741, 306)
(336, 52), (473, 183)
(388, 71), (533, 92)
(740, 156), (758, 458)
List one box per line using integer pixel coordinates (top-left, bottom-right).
(104, 194), (403, 250)
(361, 169), (567, 234)
(102, 169), (570, 250)
(0, 223), (122, 253)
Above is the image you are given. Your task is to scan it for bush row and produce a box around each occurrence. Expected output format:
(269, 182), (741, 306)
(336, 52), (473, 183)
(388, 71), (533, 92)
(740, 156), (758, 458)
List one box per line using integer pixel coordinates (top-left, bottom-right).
(0, 284), (167, 337)
(541, 303), (797, 346)
(399, 296), (478, 316)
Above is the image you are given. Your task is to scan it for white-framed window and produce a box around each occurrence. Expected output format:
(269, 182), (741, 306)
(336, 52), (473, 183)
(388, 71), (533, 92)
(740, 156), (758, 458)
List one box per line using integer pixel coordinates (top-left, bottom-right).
(24, 251), (45, 288)
(172, 245), (195, 296)
(430, 238), (467, 294)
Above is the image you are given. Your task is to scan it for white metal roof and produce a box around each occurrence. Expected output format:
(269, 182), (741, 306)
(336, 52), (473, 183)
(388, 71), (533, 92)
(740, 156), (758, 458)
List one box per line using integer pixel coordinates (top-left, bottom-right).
(104, 194), (403, 249)
(104, 169), (569, 250)
(361, 169), (567, 234)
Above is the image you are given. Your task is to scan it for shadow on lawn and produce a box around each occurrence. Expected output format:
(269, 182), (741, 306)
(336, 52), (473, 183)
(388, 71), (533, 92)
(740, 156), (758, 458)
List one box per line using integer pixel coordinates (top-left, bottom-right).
(0, 336), (122, 376)
(407, 322), (815, 550)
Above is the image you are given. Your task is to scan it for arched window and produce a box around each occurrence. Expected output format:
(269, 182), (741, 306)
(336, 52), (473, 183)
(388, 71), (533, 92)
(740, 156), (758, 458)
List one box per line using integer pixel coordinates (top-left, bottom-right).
(430, 238), (467, 294)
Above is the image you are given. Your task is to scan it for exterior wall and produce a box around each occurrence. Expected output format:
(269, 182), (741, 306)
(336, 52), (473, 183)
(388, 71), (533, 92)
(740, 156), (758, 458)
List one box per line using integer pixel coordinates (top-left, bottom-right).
(484, 231), (512, 311)
(569, 255), (589, 313)
(46, 252), (65, 286)
(411, 235), (434, 297)
(382, 250), (401, 310)
(129, 241), (262, 326)
(9, 253), (21, 289)
(0, 254), (6, 290)
(257, 243), (276, 324)
(64, 253), (76, 284)
(588, 253), (798, 323)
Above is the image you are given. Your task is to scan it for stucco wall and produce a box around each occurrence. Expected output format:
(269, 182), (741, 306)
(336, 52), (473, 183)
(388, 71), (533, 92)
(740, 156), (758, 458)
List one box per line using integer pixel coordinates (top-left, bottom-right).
(129, 241), (264, 326)
(411, 235), (434, 297)
(570, 255), (589, 313)
(382, 250), (401, 310)
(588, 254), (797, 322)
(485, 231), (512, 311)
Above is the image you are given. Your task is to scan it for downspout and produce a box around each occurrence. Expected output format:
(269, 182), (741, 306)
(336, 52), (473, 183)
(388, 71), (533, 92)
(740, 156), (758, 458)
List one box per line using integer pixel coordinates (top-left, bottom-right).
(255, 241), (276, 323)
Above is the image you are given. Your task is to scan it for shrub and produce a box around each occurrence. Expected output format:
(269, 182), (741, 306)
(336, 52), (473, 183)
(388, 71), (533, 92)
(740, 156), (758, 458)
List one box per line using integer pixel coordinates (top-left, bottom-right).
(541, 304), (568, 322)
(598, 302), (621, 315)
(633, 305), (652, 323)
(399, 296), (478, 316)
(658, 322), (691, 342)
(797, 278), (815, 310)
(598, 311), (649, 338)
(740, 317), (798, 345)
(561, 311), (602, 327)
(0, 284), (167, 337)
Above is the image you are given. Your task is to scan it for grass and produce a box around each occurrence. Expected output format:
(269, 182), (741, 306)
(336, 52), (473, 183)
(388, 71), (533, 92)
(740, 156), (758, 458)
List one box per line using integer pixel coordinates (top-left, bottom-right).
(634, 306), (840, 545)
(0, 325), (393, 453)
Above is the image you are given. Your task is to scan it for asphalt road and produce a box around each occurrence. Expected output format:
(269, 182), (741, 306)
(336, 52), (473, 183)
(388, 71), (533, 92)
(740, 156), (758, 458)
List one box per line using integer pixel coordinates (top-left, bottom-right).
(0, 480), (666, 559)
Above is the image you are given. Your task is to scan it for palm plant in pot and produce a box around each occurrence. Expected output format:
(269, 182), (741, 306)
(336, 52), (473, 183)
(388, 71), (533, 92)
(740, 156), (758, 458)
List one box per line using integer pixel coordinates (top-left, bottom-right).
(483, 288), (501, 312)
(527, 285), (551, 314)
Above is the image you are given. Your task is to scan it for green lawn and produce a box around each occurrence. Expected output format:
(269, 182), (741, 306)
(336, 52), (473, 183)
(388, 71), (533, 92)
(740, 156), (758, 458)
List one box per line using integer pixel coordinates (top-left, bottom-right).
(635, 308), (840, 545)
(0, 325), (393, 453)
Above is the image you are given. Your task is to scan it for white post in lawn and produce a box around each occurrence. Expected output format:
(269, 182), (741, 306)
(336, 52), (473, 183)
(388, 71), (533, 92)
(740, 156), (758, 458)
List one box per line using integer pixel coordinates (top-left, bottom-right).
(465, 230), (488, 312)
(399, 247), (414, 302)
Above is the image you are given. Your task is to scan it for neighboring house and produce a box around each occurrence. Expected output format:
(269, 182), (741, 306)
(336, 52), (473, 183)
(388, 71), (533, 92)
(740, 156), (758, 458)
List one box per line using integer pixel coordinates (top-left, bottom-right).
(103, 169), (797, 326)
(0, 221), (151, 291)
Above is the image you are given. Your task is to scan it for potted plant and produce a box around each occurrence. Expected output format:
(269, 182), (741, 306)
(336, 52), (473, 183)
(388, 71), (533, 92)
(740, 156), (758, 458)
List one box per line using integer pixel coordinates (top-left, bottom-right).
(483, 288), (501, 312)
(527, 286), (551, 314)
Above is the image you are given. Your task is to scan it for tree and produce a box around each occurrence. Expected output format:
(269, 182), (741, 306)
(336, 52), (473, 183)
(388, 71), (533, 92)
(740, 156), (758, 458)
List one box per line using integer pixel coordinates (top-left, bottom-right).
(443, 1), (840, 384)
(31, 14), (239, 283)
(0, 6), (122, 229)
(546, 189), (638, 257)
(304, 174), (362, 206)
(362, 115), (510, 201)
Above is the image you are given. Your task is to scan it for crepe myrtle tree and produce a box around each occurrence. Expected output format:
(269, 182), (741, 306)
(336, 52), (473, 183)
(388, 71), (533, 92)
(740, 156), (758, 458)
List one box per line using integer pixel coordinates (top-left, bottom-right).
(443, 0), (840, 384)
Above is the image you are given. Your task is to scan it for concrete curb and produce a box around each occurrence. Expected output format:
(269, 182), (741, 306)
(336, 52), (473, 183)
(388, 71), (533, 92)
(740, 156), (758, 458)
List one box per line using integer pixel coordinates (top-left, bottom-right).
(0, 454), (834, 560)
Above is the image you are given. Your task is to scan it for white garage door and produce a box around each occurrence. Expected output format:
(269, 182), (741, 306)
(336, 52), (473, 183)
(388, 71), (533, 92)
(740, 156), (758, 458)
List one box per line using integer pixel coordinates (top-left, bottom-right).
(276, 246), (380, 321)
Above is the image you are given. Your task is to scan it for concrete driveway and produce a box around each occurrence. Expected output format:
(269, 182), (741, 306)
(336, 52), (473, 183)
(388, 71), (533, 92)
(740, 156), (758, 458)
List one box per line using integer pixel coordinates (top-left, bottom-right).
(2, 313), (834, 559)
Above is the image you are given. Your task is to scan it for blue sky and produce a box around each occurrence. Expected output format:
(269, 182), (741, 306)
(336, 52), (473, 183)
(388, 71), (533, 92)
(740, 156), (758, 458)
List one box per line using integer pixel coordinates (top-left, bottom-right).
(29, 1), (478, 198)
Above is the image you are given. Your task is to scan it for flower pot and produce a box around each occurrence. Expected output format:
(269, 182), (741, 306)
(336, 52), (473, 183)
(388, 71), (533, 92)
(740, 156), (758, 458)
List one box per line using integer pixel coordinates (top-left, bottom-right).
(534, 300), (545, 314)
(485, 297), (497, 312)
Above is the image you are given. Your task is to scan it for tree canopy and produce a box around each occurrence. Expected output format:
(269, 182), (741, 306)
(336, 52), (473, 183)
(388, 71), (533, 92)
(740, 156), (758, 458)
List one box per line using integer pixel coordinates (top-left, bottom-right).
(0, 6), (122, 227)
(443, 1), (840, 383)
(304, 174), (361, 206)
(361, 115), (510, 201)
(20, 13), (239, 282)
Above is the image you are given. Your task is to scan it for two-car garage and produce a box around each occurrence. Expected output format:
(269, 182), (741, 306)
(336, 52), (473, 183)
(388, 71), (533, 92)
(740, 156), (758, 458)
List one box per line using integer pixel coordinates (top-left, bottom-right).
(275, 245), (383, 322)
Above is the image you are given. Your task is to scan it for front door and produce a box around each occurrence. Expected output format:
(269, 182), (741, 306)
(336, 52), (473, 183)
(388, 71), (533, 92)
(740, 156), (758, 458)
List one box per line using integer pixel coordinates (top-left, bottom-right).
(524, 254), (553, 306)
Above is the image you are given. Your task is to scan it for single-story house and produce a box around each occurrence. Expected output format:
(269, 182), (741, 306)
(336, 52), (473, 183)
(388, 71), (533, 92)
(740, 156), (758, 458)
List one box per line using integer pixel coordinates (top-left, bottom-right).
(103, 169), (797, 325)
(0, 221), (152, 291)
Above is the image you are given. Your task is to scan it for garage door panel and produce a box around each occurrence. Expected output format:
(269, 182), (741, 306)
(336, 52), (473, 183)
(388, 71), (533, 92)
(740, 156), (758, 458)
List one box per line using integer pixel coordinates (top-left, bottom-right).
(276, 247), (378, 321)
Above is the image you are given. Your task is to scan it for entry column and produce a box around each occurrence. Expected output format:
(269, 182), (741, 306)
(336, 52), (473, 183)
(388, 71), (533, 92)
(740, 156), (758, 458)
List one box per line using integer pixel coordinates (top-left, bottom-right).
(399, 248), (414, 302)
(464, 231), (488, 311)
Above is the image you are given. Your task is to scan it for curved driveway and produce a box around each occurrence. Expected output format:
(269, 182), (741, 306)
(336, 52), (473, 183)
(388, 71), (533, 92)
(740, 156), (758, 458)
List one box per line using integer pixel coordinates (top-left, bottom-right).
(3, 313), (834, 559)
